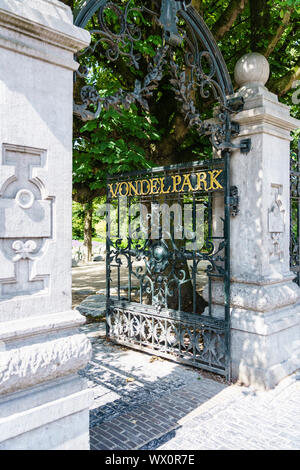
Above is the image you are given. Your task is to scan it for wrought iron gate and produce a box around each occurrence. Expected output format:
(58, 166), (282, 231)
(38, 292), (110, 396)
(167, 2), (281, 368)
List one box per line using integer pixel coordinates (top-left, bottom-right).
(290, 140), (300, 286)
(106, 156), (231, 377)
(73, 0), (250, 379)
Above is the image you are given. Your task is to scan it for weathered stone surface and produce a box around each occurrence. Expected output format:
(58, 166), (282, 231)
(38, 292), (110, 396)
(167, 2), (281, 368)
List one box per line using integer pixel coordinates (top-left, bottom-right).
(225, 56), (300, 390)
(76, 294), (125, 319)
(0, 0), (92, 450)
(0, 330), (91, 396)
(0, 375), (93, 450)
(76, 295), (107, 318)
(203, 278), (300, 313)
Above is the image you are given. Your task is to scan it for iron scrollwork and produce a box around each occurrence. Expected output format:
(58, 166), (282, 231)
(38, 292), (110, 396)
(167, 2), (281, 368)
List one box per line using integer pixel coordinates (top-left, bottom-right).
(107, 305), (226, 371)
(74, 0), (250, 153)
(74, 45), (169, 121)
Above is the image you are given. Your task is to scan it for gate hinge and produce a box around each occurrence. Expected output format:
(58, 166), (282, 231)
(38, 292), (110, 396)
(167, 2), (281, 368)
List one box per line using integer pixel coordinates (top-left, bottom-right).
(221, 137), (251, 154)
(239, 138), (252, 154)
(217, 138), (252, 153)
(229, 186), (239, 217)
(229, 121), (252, 154)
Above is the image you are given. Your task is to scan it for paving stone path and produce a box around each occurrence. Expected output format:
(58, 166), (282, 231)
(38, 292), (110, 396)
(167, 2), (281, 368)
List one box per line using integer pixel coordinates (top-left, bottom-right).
(80, 323), (300, 451)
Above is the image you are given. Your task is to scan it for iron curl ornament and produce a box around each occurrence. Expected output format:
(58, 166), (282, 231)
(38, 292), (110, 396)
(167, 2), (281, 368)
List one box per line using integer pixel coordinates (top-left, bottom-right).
(73, 0), (251, 153)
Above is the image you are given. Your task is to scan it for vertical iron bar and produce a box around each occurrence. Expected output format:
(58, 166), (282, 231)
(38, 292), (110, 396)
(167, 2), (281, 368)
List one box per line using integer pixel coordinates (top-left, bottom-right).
(223, 146), (231, 382)
(106, 182), (111, 338)
(208, 193), (212, 239)
(117, 195), (121, 300)
(192, 193), (197, 314)
(128, 195), (132, 302)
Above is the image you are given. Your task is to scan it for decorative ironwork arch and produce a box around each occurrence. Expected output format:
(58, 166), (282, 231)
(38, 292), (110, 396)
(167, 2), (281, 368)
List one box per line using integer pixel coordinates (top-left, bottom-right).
(73, 0), (249, 153)
(73, 0), (251, 380)
(74, 1), (232, 91)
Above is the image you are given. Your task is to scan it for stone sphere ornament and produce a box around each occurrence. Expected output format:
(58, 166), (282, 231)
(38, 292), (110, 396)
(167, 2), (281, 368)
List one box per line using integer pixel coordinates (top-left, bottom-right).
(234, 52), (270, 88)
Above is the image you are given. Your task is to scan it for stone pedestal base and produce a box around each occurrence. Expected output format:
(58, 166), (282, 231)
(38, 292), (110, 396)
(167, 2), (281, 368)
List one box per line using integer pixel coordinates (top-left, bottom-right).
(231, 303), (300, 390)
(0, 310), (92, 449)
(204, 278), (300, 389)
(0, 375), (92, 450)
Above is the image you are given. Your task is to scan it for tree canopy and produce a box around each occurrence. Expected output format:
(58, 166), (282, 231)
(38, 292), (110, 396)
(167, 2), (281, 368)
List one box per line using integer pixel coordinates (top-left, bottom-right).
(61, 0), (300, 251)
(64, 0), (300, 196)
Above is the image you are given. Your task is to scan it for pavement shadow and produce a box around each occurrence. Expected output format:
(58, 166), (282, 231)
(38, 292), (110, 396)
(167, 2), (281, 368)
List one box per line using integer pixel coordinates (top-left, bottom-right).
(80, 330), (227, 451)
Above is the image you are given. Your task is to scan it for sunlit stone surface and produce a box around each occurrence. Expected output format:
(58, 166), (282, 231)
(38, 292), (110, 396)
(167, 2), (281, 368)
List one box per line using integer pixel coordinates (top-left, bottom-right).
(0, 0), (93, 449)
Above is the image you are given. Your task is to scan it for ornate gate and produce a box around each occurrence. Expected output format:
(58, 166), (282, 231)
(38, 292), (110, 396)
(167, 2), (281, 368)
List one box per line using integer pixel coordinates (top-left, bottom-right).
(106, 158), (232, 376)
(74, 0), (250, 379)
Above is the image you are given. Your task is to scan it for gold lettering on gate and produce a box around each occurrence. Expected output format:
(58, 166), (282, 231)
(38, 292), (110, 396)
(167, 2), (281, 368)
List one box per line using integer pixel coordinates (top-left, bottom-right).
(119, 182), (129, 196)
(181, 174), (193, 192)
(128, 181), (139, 196)
(150, 178), (161, 195)
(172, 175), (182, 192)
(159, 177), (171, 194)
(108, 169), (223, 197)
(195, 172), (208, 191)
(140, 179), (151, 196)
(208, 170), (223, 190)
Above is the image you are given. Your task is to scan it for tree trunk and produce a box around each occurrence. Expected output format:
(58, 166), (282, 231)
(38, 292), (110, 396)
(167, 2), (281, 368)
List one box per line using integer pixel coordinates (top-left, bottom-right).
(249, 0), (270, 52)
(83, 202), (93, 263)
(143, 196), (207, 314)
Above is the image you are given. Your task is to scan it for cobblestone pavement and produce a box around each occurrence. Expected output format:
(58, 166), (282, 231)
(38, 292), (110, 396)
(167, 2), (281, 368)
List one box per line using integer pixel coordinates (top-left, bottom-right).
(80, 323), (300, 451)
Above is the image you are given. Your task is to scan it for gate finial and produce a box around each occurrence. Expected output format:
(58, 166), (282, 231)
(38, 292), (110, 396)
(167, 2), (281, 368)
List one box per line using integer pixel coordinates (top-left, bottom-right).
(159, 0), (191, 46)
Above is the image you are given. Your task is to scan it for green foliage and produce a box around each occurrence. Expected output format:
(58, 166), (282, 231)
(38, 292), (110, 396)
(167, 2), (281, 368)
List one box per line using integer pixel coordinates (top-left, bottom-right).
(73, 105), (160, 192)
(72, 200), (103, 239)
(72, 0), (300, 203)
(280, 0), (300, 12)
(72, 201), (85, 240)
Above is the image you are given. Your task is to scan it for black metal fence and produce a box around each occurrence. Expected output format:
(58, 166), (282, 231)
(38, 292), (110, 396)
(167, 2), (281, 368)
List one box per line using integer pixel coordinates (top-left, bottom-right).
(290, 141), (300, 286)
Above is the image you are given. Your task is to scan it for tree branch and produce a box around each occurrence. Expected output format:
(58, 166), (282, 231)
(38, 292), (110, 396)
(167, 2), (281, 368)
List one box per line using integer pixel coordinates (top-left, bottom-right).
(250, 0), (270, 52)
(264, 9), (293, 58)
(270, 56), (300, 96)
(212, 0), (248, 41)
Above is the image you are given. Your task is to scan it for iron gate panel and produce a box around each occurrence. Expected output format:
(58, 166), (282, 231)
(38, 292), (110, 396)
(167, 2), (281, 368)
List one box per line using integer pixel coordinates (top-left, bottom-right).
(106, 157), (231, 377)
(107, 302), (226, 374)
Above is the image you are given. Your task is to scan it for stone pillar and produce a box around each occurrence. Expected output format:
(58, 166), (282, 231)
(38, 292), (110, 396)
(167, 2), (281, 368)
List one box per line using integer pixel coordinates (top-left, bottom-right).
(0, 0), (92, 449)
(228, 53), (300, 389)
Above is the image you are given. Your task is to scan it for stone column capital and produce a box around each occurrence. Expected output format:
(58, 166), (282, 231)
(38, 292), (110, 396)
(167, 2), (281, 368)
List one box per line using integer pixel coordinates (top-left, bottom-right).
(0, 0), (90, 70)
(231, 53), (300, 138)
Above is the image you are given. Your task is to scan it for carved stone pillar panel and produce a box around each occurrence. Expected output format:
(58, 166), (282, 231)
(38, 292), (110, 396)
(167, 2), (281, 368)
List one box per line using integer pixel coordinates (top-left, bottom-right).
(0, 0), (88, 322)
(0, 0), (93, 450)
